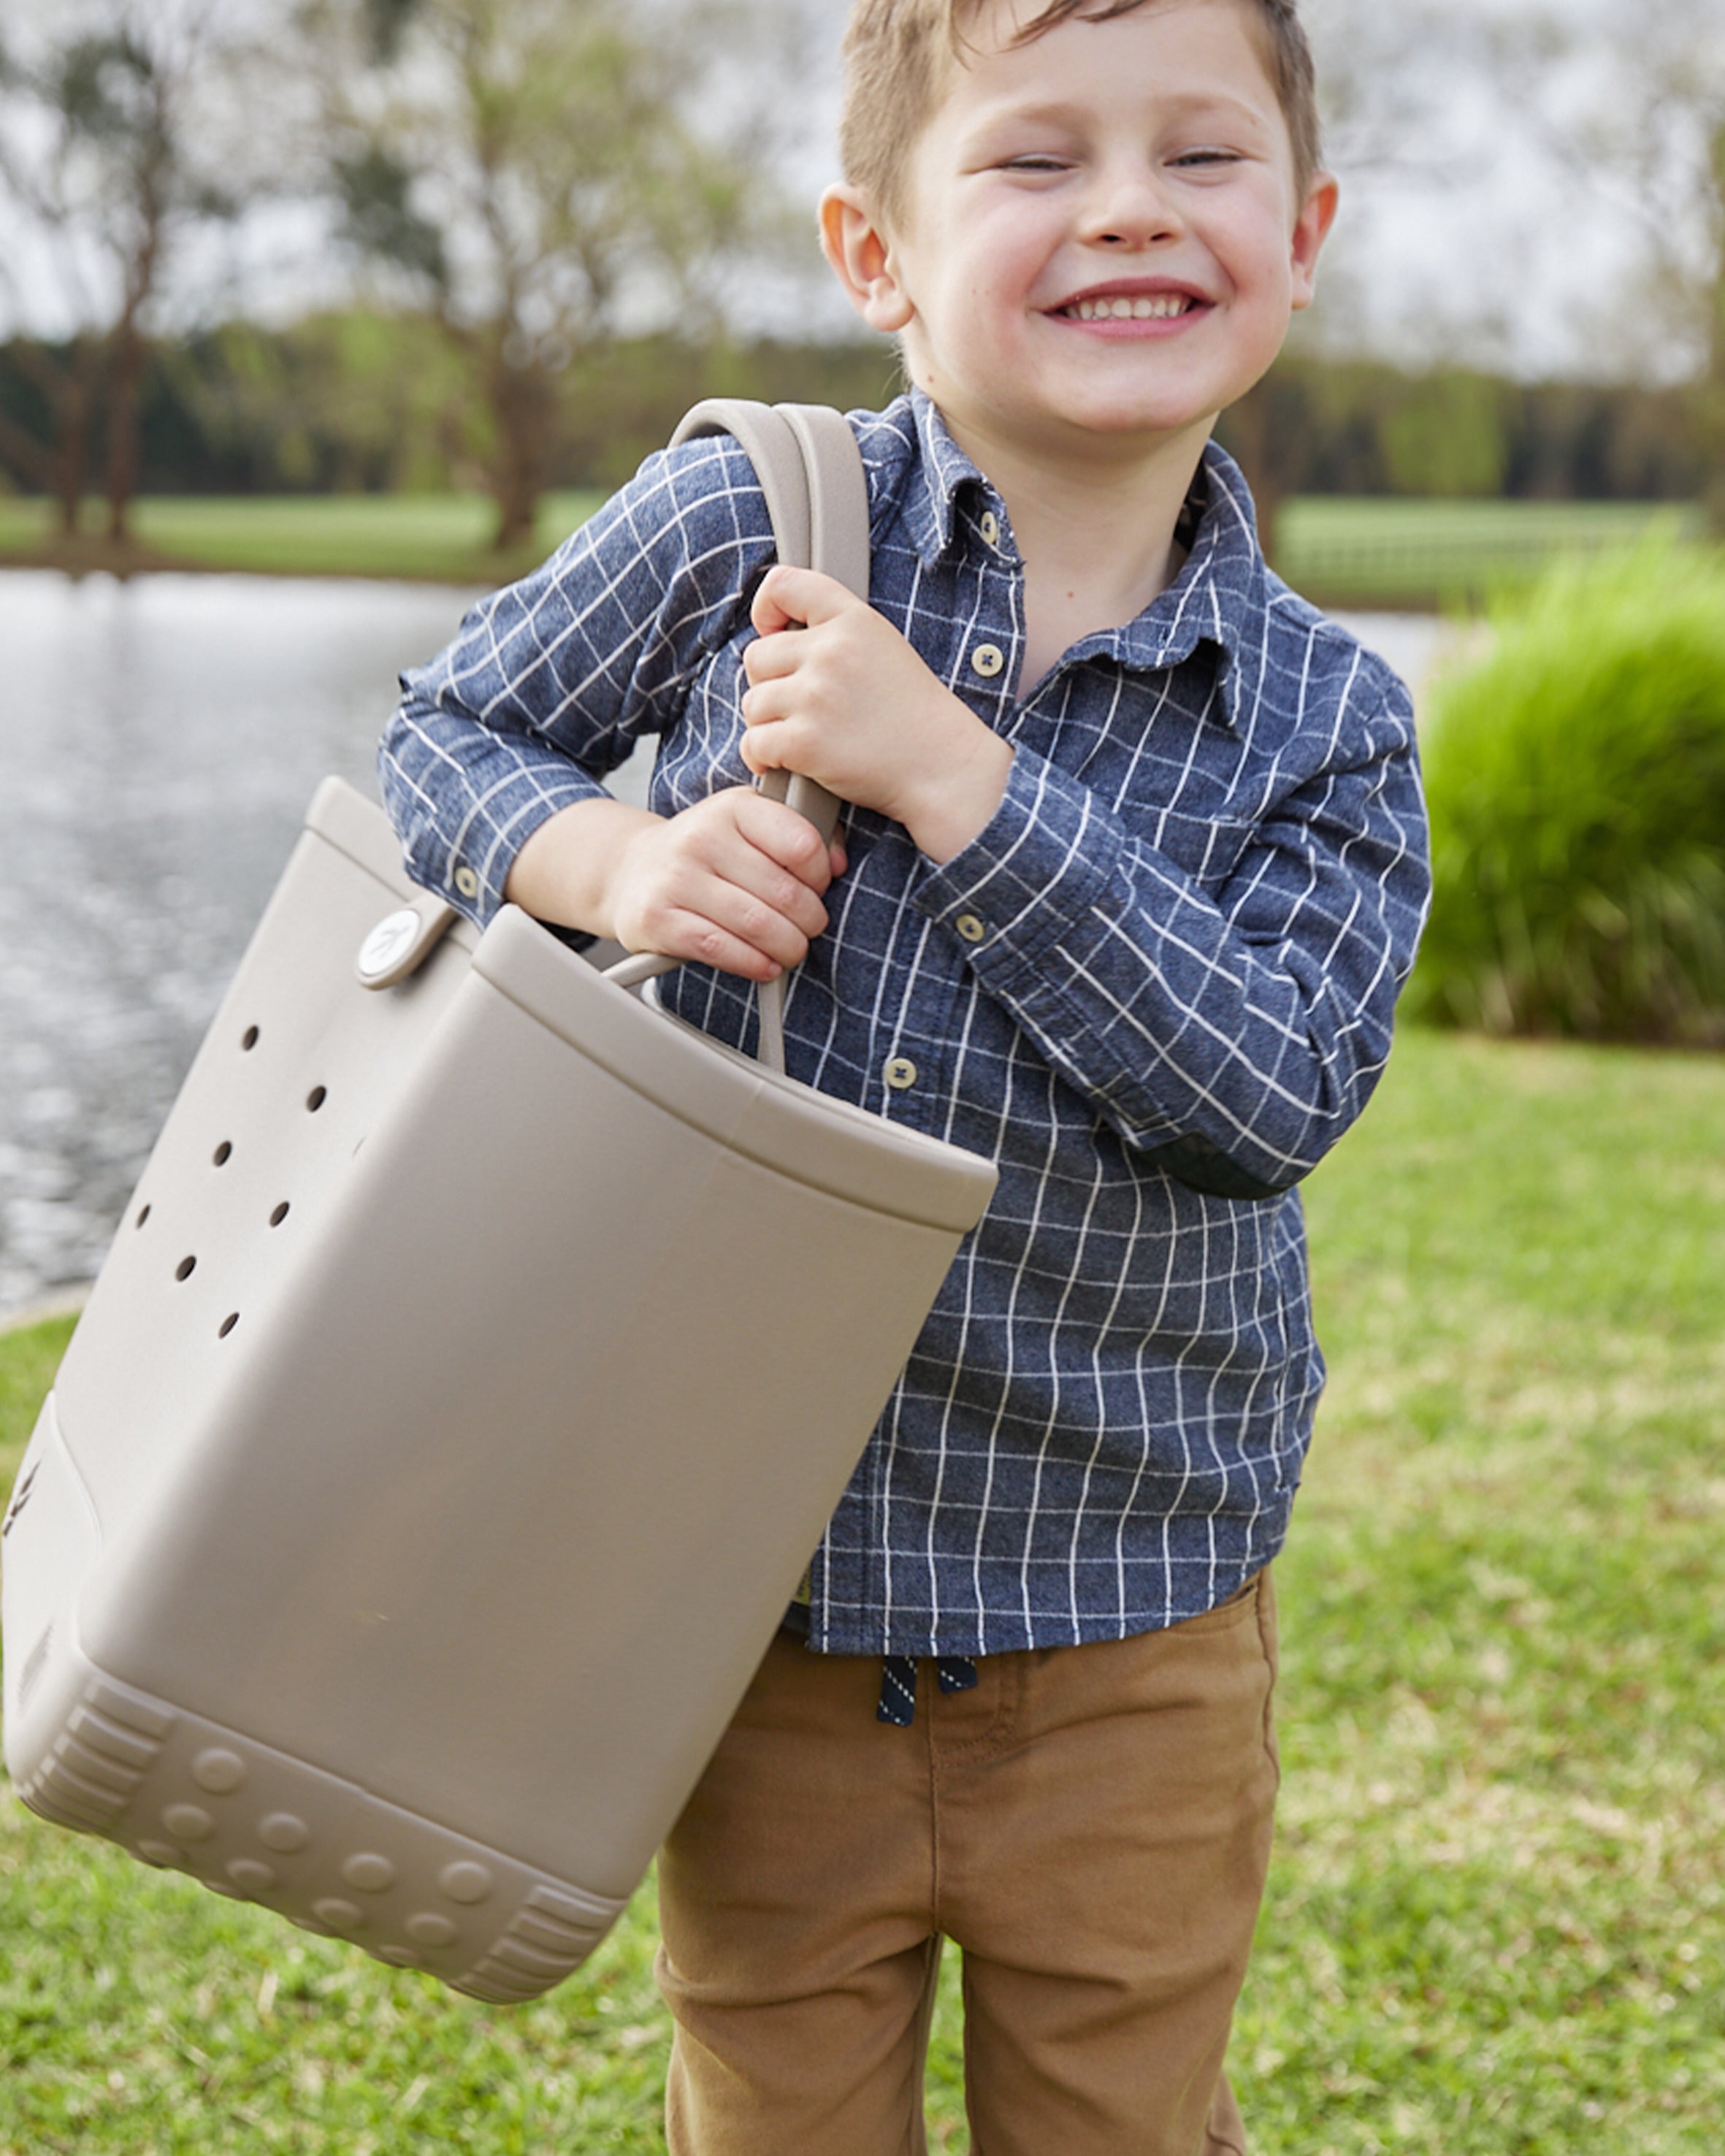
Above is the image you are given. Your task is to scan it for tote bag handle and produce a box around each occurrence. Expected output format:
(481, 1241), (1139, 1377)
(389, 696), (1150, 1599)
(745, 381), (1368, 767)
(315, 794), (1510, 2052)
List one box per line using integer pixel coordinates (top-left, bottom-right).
(602, 402), (872, 1074)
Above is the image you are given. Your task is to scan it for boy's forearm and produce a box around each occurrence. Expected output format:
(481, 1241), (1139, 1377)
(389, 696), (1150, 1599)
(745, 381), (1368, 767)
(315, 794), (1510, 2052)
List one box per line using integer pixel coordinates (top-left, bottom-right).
(378, 687), (618, 928)
(503, 797), (661, 941)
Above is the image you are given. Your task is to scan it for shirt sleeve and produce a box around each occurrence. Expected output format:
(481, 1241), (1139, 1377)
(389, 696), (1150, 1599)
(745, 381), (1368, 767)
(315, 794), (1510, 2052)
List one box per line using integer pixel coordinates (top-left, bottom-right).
(377, 435), (778, 925)
(913, 665), (1431, 1196)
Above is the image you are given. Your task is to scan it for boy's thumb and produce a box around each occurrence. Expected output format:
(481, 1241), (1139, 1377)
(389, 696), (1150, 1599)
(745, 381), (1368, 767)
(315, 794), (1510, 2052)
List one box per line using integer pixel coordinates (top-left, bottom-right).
(752, 564), (849, 635)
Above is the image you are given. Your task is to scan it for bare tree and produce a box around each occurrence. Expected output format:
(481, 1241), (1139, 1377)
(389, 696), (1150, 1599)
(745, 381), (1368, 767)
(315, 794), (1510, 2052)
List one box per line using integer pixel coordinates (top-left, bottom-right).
(300, 0), (801, 548)
(0, 1), (272, 542)
(1300, 0), (1725, 421)
(0, 34), (113, 532)
(1529, 0), (1725, 524)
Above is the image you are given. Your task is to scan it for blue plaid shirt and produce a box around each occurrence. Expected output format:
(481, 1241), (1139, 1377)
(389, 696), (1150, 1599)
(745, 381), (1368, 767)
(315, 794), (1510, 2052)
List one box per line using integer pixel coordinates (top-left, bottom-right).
(380, 391), (1429, 1659)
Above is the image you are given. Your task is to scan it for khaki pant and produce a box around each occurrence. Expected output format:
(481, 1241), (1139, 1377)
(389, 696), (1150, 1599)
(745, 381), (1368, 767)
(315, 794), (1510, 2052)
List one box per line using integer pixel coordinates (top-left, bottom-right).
(657, 1570), (1280, 2155)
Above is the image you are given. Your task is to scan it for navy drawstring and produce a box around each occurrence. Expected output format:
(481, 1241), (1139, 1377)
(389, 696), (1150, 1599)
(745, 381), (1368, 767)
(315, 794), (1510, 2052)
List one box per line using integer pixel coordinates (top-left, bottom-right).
(876, 1652), (978, 1726)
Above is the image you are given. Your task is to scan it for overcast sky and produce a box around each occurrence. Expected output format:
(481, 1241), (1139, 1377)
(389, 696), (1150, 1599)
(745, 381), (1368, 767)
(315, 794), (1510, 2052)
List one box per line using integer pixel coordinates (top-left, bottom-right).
(1298, 0), (1721, 382)
(1, 0), (1719, 384)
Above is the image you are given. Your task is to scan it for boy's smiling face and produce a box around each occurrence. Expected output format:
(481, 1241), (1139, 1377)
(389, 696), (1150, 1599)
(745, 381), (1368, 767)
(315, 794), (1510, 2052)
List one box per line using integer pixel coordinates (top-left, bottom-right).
(824, 0), (1337, 475)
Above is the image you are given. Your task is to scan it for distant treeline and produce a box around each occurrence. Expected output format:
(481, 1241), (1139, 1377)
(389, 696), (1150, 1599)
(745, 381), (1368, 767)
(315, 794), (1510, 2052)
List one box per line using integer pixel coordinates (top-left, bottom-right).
(0, 313), (1706, 505)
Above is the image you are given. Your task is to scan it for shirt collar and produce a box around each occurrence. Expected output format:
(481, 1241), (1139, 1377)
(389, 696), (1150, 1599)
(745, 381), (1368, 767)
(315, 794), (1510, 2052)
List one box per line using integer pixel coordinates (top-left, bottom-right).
(902, 389), (988, 562)
(900, 388), (1271, 730)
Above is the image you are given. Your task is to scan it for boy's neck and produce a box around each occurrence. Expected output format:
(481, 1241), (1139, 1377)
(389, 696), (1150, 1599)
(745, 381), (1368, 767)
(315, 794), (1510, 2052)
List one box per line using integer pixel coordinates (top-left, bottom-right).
(936, 403), (1217, 695)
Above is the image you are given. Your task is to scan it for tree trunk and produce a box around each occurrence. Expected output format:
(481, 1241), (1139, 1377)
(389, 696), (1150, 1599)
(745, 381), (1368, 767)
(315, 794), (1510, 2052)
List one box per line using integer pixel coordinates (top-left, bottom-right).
(104, 317), (147, 543)
(104, 158), (165, 546)
(486, 343), (556, 551)
(5, 337), (102, 536)
(58, 378), (92, 537)
(53, 352), (97, 536)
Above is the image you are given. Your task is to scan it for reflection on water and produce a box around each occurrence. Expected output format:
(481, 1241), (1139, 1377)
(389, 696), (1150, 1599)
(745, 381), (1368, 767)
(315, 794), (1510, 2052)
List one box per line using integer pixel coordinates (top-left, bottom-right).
(0, 571), (1450, 1318)
(0, 570), (497, 1315)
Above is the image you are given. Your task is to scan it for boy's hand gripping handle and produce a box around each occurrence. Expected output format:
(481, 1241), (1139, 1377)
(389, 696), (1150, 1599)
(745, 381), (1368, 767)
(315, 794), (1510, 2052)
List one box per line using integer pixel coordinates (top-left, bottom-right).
(602, 402), (871, 1075)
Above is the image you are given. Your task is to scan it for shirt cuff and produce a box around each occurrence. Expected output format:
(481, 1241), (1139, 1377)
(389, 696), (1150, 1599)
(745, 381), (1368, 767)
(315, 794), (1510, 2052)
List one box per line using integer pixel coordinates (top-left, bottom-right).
(427, 762), (612, 929)
(914, 746), (1117, 975)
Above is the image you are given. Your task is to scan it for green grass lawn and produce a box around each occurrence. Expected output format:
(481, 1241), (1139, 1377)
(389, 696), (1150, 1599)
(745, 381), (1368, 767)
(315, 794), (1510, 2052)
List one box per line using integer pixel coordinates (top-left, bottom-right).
(3, 1025), (1723, 2152)
(0, 489), (1705, 603)
(0, 492), (607, 587)
(1274, 497), (1705, 608)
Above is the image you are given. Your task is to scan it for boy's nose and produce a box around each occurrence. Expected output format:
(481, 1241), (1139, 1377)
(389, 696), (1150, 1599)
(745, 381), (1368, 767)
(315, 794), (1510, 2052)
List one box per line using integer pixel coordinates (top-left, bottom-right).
(1081, 166), (1184, 249)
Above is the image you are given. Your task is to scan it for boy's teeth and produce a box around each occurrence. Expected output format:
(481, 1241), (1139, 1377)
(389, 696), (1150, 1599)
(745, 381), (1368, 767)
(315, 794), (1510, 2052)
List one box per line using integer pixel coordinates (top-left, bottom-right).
(1070, 294), (1189, 321)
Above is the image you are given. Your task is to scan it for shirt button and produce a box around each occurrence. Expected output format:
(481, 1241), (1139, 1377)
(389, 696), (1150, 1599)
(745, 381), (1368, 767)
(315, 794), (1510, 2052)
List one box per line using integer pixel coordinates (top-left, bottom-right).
(979, 511), (1001, 546)
(970, 643), (1006, 679)
(955, 913), (985, 944)
(454, 866), (480, 900)
(883, 1055), (918, 1092)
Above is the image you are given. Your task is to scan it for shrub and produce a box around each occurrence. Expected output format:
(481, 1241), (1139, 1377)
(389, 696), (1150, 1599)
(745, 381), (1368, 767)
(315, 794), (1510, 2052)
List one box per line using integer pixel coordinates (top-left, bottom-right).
(1405, 538), (1725, 1045)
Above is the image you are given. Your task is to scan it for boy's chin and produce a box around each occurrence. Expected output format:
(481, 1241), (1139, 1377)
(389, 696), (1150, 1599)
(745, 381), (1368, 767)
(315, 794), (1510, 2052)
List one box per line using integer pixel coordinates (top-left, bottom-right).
(1037, 394), (1223, 451)
(927, 370), (1223, 462)
(1009, 358), (1241, 446)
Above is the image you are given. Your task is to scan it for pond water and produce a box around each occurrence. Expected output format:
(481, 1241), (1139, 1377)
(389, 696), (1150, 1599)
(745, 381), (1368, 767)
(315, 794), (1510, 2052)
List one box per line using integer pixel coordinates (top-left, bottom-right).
(0, 570), (1453, 1319)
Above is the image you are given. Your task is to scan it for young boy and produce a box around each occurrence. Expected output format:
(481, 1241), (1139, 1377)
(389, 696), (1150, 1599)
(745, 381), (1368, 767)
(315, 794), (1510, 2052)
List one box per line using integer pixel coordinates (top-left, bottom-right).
(380, 2), (1429, 2148)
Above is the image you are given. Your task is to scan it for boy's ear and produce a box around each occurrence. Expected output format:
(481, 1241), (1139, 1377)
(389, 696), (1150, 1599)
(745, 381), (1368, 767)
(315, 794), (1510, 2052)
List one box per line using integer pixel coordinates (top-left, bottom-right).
(819, 185), (917, 335)
(1289, 171), (1341, 313)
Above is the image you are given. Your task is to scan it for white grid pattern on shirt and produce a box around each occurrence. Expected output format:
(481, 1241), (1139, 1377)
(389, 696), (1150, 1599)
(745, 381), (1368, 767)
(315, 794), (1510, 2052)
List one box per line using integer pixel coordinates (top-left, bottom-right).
(379, 391), (1429, 1657)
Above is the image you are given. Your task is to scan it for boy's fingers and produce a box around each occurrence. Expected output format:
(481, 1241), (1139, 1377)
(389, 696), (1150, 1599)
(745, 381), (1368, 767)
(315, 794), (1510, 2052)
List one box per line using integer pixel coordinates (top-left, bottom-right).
(714, 845), (830, 945)
(633, 861), (819, 976)
(700, 847), (833, 962)
(728, 787), (834, 890)
(638, 833), (839, 987)
(741, 629), (804, 684)
(678, 803), (832, 941)
(652, 909), (787, 983)
(607, 787), (839, 983)
(738, 675), (788, 725)
(738, 722), (793, 782)
(750, 564), (857, 636)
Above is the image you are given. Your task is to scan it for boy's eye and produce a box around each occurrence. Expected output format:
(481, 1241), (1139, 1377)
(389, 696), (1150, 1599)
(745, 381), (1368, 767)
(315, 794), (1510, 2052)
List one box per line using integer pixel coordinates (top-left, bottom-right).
(1001, 154), (1071, 174)
(1170, 148), (1242, 169)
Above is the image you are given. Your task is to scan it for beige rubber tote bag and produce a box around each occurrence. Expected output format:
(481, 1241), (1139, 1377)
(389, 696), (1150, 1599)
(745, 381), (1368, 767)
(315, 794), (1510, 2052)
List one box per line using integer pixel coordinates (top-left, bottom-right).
(1, 403), (998, 2003)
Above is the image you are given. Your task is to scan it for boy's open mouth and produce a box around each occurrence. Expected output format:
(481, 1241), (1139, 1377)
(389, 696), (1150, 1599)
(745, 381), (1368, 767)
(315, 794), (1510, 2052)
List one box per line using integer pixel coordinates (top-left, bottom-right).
(1050, 283), (1208, 325)
(1058, 293), (1195, 321)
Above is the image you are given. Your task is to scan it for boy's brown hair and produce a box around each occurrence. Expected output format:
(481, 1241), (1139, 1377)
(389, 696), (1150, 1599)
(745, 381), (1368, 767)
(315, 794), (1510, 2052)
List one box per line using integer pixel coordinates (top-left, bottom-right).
(840, 0), (1323, 229)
